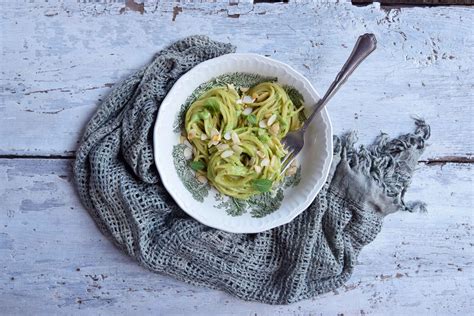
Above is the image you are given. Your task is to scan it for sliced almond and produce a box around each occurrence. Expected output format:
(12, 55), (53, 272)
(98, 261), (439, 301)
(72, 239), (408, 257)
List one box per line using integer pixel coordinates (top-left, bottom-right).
(261, 158), (270, 167)
(259, 120), (267, 128)
(254, 165), (262, 174)
(183, 147), (193, 160)
(242, 95), (254, 103)
(269, 122), (280, 135)
(224, 131), (232, 140)
(256, 150), (265, 159)
(210, 128), (221, 143)
(231, 131), (241, 145)
(242, 107), (253, 116)
(180, 135), (186, 144)
(197, 175), (208, 184)
(217, 143), (230, 151)
(200, 133), (208, 141)
(216, 144), (230, 151)
(183, 140), (193, 149)
(187, 130), (197, 140)
(210, 128), (220, 137)
(267, 114), (277, 126)
(240, 87), (249, 93)
(290, 160), (298, 168)
(227, 83), (235, 90)
(232, 144), (242, 154)
(221, 150), (234, 158)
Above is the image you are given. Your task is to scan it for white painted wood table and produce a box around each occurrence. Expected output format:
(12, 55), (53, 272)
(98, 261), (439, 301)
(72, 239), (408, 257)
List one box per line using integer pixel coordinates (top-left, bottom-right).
(1, 1), (473, 315)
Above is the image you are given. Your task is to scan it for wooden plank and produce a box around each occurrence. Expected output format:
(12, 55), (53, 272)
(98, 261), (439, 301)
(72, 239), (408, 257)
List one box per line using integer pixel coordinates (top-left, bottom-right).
(352, 0), (474, 5)
(0, 158), (472, 314)
(0, 2), (473, 159)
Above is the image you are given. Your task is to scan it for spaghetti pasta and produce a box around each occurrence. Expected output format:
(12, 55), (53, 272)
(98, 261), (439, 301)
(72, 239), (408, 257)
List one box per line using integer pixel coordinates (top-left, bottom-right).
(184, 82), (304, 199)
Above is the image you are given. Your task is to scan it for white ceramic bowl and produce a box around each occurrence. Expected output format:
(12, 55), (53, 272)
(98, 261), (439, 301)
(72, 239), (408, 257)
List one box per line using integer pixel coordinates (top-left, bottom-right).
(153, 53), (332, 233)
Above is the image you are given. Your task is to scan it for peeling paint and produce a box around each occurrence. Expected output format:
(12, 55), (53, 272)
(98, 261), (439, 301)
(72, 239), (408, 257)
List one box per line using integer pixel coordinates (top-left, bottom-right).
(24, 83), (114, 96)
(26, 181), (57, 191)
(423, 156), (474, 165)
(0, 2), (472, 158)
(119, 0), (145, 15)
(172, 6), (183, 21)
(19, 198), (65, 212)
(44, 11), (59, 17)
(1, 159), (473, 314)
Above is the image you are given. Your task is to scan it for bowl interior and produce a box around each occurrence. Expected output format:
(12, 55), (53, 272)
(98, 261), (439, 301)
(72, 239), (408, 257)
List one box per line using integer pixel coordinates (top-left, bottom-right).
(153, 53), (332, 233)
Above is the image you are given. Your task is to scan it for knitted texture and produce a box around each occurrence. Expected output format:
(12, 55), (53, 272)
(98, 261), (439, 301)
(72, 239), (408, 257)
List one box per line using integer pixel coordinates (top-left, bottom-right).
(73, 36), (430, 304)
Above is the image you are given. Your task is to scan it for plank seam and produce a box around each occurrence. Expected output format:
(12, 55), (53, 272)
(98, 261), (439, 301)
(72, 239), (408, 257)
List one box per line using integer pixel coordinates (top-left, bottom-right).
(0, 155), (75, 160)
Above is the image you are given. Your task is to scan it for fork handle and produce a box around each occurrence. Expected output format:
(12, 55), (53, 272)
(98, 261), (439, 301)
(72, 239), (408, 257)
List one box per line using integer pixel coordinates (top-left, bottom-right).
(301, 33), (377, 132)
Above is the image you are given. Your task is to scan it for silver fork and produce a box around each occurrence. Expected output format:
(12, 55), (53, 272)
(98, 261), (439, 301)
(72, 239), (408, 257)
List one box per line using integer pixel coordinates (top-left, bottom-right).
(280, 33), (377, 176)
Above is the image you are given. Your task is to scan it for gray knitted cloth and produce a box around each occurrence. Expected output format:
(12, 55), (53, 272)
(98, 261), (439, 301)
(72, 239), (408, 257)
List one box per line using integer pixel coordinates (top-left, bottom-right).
(74, 36), (430, 304)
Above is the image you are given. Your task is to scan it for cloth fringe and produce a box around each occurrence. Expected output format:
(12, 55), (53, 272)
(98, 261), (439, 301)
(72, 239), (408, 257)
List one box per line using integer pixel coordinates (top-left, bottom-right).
(334, 118), (430, 213)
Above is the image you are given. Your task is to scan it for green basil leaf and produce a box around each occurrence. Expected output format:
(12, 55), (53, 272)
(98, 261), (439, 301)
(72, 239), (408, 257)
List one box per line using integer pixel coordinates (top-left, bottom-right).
(247, 114), (257, 126)
(189, 160), (205, 171)
(258, 133), (270, 143)
(252, 179), (273, 193)
(199, 110), (210, 120)
(204, 98), (220, 114)
(188, 113), (200, 123)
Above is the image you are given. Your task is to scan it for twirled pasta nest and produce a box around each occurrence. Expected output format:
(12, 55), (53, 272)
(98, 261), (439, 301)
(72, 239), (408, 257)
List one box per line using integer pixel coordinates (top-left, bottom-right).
(184, 82), (303, 199)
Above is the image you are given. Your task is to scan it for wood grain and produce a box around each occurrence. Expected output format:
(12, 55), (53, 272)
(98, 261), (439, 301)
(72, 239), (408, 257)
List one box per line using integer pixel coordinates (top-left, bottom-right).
(1, 0), (473, 314)
(0, 1), (473, 160)
(0, 158), (472, 314)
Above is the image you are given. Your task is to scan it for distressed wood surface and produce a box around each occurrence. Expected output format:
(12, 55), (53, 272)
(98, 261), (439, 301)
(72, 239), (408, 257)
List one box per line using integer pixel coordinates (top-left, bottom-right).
(1, 0), (473, 315)
(0, 159), (472, 315)
(0, 0), (473, 161)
